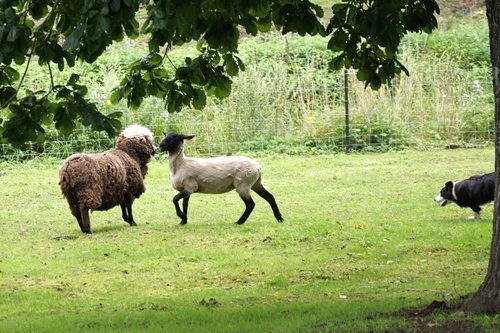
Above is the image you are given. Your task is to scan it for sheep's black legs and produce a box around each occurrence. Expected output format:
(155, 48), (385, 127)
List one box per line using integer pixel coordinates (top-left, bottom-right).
(182, 195), (190, 217)
(120, 204), (128, 222)
(173, 190), (190, 225)
(70, 206), (86, 233)
(235, 196), (255, 225)
(254, 188), (284, 222)
(79, 206), (92, 234)
(120, 203), (137, 226)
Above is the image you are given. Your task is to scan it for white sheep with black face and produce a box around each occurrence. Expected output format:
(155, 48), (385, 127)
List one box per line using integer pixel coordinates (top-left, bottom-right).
(59, 125), (156, 234)
(159, 132), (283, 225)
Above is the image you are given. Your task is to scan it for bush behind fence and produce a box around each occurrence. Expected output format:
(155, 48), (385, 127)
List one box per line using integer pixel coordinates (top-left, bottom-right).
(0, 31), (494, 160)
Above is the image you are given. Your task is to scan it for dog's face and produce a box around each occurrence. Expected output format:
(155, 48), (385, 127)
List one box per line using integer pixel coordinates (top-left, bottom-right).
(434, 181), (455, 206)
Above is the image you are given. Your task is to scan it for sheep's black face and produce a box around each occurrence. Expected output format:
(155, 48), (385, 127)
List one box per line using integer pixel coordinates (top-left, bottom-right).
(159, 132), (195, 154)
(159, 132), (179, 153)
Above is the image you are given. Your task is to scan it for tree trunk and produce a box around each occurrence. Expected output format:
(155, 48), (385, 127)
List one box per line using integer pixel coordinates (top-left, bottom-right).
(465, 0), (500, 314)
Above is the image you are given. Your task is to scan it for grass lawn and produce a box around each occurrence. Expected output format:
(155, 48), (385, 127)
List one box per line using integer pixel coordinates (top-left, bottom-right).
(1, 148), (499, 332)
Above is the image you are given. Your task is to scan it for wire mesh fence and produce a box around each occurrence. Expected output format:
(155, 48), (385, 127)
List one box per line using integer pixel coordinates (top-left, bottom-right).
(0, 66), (494, 161)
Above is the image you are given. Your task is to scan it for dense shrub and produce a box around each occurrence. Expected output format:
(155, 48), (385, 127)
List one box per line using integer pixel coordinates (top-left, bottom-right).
(402, 25), (490, 69)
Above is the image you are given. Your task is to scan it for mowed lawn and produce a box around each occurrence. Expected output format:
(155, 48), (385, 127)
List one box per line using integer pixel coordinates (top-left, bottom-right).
(0, 148), (498, 332)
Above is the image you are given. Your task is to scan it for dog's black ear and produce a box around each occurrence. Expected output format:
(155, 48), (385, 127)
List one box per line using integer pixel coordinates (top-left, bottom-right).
(445, 181), (453, 189)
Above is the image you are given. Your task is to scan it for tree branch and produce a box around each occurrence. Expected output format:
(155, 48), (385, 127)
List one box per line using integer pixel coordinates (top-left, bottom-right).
(1, 0), (62, 108)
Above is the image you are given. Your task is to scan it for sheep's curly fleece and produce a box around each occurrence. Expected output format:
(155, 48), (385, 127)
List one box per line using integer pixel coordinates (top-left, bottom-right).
(59, 125), (155, 234)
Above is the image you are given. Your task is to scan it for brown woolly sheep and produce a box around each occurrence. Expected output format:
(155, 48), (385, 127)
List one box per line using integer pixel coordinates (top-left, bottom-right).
(59, 125), (156, 234)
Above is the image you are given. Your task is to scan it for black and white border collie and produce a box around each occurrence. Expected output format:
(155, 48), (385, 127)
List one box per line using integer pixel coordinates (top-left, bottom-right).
(434, 172), (495, 219)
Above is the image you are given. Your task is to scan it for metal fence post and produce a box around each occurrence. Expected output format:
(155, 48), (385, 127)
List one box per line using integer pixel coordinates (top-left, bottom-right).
(344, 69), (350, 153)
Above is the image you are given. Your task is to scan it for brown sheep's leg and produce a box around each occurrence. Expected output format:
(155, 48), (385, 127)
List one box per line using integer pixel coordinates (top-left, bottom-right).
(235, 195), (255, 225)
(79, 206), (92, 234)
(70, 206), (85, 231)
(173, 190), (190, 225)
(253, 188), (284, 223)
(120, 203), (128, 222)
(120, 203), (137, 226)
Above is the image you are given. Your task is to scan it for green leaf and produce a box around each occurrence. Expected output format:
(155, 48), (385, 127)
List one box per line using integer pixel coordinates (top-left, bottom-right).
(255, 17), (272, 33)
(356, 68), (369, 81)
(189, 68), (206, 86)
(327, 30), (349, 52)
(2, 66), (20, 83)
(329, 56), (344, 71)
(4, 8), (16, 22)
(224, 55), (239, 77)
(107, 111), (123, 119)
(109, 87), (123, 104)
(67, 74), (81, 86)
(0, 86), (16, 105)
(56, 87), (72, 98)
(110, 0), (121, 12)
(81, 109), (101, 127)
(54, 105), (76, 135)
(31, 2), (48, 20)
(192, 88), (206, 110)
(213, 75), (231, 99)
(64, 52), (76, 68)
(137, 52), (162, 70)
(124, 19), (140, 39)
(166, 88), (180, 113)
(63, 25), (86, 51)
(236, 56), (245, 72)
(6, 27), (18, 42)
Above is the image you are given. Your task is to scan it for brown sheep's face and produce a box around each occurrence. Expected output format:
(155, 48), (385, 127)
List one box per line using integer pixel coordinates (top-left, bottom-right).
(140, 136), (157, 156)
(117, 125), (157, 158)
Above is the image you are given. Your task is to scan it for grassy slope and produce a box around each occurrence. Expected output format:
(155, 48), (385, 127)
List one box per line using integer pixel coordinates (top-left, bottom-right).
(0, 148), (498, 332)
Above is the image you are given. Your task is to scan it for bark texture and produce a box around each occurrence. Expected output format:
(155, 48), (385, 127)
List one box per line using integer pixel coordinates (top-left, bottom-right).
(465, 0), (500, 314)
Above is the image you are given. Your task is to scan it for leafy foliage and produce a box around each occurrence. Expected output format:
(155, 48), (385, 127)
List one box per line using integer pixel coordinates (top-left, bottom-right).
(0, 0), (439, 146)
(327, 0), (439, 89)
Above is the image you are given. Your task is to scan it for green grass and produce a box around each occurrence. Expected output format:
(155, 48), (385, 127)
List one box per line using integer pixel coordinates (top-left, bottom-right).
(1, 148), (500, 332)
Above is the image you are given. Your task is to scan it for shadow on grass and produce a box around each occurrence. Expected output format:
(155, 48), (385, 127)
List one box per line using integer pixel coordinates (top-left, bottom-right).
(52, 223), (136, 239)
(372, 297), (500, 333)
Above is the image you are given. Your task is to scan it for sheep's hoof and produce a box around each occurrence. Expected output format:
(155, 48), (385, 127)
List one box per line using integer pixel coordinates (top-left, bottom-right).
(235, 221), (246, 225)
(82, 230), (92, 234)
(179, 220), (187, 225)
(129, 221), (138, 226)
